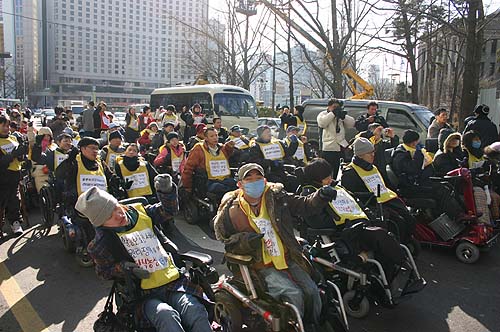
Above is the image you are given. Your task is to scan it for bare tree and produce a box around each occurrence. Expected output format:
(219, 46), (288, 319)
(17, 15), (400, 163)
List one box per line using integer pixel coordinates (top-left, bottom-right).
(370, 77), (396, 99)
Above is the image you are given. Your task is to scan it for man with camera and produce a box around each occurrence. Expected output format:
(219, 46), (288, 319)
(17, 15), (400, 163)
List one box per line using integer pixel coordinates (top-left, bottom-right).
(355, 101), (388, 132)
(317, 98), (355, 179)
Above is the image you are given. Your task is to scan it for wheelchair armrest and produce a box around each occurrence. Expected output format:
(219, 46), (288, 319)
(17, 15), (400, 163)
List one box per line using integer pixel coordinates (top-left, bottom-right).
(443, 175), (462, 181)
(119, 197), (149, 206)
(225, 252), (254, 266)
(306, 227), (338, 237)
(181, 250), (213, 266)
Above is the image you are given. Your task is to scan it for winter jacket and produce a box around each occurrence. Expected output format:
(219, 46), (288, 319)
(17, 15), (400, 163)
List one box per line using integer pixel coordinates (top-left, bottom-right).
(463, 114), (498, 147)
(391, 144), (434, 189)
(213, 182), (329, 273)
(427, 119), (452, 139)
(355, 113), (388, 132)
(432, 133), (465, 176)
(248, 138), (298, 172)
(181, 141), (234, 192)
(358, 131), (399, 185)
(317, 110), (355, 152)
(81, 107), (96, 132)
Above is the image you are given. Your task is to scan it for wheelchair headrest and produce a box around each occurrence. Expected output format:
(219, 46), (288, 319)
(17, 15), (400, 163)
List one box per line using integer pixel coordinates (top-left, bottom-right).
(425, 138), (439, 153)
(119, 197), (149, 206)
(384, 148), (395, 164)
(386, 164), (400, 187)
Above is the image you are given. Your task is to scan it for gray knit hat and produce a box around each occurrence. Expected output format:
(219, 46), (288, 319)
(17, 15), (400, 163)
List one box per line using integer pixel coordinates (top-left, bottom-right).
(75, 187), (118, 227)
(353, 137), (375, 157)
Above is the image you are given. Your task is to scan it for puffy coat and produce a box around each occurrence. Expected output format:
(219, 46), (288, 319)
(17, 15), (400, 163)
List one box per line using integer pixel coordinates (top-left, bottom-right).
(316, 110), (355, 152)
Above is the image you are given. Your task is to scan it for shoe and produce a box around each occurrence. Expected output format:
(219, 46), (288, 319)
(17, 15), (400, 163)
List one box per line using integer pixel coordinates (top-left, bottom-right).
(11, 221), (23, 236)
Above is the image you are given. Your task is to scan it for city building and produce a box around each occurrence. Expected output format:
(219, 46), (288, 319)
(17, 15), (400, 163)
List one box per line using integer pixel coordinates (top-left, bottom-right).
(416, 9), (500, 111)
(3, 0), (210, 107)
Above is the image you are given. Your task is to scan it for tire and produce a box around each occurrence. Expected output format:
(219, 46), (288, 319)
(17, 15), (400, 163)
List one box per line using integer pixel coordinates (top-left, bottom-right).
(76, 250), (94, 268)
(61, 223), (76, 253)
(455, 241), (480, 264)
(183, 200), (200, 225)
(39, 186), (54, 227)
(214, 290), (243, 332)
(343, 290), (370, 319)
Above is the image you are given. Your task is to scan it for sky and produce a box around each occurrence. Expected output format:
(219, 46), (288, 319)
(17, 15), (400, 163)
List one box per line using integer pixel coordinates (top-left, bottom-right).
(208, 0), (500, 83)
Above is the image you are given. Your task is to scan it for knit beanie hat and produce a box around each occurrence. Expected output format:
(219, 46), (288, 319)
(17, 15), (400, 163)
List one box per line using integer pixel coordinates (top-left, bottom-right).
(75, 187), (118, 227)
(108, 130), (123, 142)
(256, 125), (270, 137)
(474, 104), (490, 115)
(78, 137), (100, 148)
(402, 130), (420, 144)
(353, 137), (375, 157)
(38, 127), (53, 137)
(304, 158), (332, 184)
(167, 131), (179, 142)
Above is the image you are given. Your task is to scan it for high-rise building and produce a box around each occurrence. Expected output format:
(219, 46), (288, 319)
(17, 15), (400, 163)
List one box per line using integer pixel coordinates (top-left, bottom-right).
(3, 0), (210, 106)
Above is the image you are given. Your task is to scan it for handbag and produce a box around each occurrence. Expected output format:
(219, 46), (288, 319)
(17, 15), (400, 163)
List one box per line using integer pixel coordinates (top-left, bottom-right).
(93, 282), (129, 332)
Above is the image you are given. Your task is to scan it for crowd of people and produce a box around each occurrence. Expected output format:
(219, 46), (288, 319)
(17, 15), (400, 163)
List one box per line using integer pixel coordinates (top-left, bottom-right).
(1, 98), (500, 332)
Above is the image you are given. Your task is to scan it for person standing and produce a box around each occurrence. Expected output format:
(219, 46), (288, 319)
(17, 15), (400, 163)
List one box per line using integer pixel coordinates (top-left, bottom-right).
(427, 108), (452, 139)
(93, 102), (111, 137)
(316, 98), (355, 179)
(138, 106), (155, 132)
(81, 101), (96, 138)
(213, 117), (229, 143)
(124, 106), (140, 143)
(355, 101), (388, 132)
(463, 104), (498, 147)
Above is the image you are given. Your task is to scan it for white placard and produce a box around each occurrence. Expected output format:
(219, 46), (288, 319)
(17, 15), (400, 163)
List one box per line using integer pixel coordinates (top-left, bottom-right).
(232, 138), (247, 149)
(363, 173), (388, 195)
(294, 145), (305, 160)
(171, 157), (182, 172)
(124, 172), (148, 190)
(118, 228), (170, 273)
(55, 153), (69, 168)
(80, 174), (107, 193)
(108, 154), (118, 168)
(253, 218), (281, 257)
(331, 188), (363, 215)
(1, 141), (18, 154)
(261, 143), (282, 160)
(208, 159), (230, 178)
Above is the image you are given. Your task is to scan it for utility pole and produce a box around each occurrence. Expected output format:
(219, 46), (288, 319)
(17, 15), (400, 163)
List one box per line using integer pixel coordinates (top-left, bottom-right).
(271, 6), (277, 111)
(235, 0), (257, 90)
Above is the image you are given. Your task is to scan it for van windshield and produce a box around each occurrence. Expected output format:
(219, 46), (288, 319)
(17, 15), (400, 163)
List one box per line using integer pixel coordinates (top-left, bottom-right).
(413, 107), (433, 127)
(214, 93), (257, 118)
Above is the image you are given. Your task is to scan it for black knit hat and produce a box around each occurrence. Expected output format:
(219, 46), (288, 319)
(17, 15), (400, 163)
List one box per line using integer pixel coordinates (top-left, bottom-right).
(108, 130), (123, 142)
(78, 137), (100, 148)
(402, 130), (420, 144)
(304, 158), (332, 184)
(166, 131), (179, 142)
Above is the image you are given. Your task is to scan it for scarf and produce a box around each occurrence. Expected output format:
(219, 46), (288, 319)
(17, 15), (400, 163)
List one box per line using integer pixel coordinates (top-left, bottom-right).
(353, 156), (374, 171)
(81, 154), (99, 171)
(123, 156), (140, 171)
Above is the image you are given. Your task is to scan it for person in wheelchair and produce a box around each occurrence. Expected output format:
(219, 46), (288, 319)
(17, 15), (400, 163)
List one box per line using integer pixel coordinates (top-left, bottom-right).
(226, 125), (251, 167)
(301, 158), (405, 282)
(0, 115), (28, 235)
(213, 163), (337, 326)
(100, 130), (126, 170)
(390, 130), (467, 222)
(115, 143), (159, 203)
(284, 126), (309, 167)
(181, 127), (236, 197)
(249, 125), (300, 192)
(341, 138), (416, 244)
(432, 129), (464, 176)
(186, 123), (207, 152)
(154, 132), (186, 179)
(28, 127), (58, 193)
(82, 178), (212, 332)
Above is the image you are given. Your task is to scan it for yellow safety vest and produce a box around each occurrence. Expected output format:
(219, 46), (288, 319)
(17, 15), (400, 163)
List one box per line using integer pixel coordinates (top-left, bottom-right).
(161, 114), (178, 126)
(304, 185), (367, 225)
(228, 135), (250, 150)
(296, 117), (307, 136)
(54, 149), (69, 170)
(0, 136), (22, 171)
(105, 146), (123, 169)
(76, 154), (107, 196)
(350, 163), (398, 203)
(239, 188), (288, 270)
(159, 145), (185, 172)
(465, 149), (485, 169)
(72, 135), (81, 148)
(197, 143), (231, 181)
(117, 158), (153, 198)
(285, 137), (307, 164)
(117, 204), (180, 290)
(129, 116), (139, 131)
(256, 139), (285, 161)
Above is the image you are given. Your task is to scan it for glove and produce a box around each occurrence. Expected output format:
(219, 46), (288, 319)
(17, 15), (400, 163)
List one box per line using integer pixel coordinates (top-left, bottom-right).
(289, 134), (298, 143)
(124, 179), (134, 190)
(248, 233), (265, 250)
(68, 146), (79, 160)
(154, 174), (173, 194)
(319, 185), (337, 201)
(35, 134), (44, 146)
(121, 261), (150, 279)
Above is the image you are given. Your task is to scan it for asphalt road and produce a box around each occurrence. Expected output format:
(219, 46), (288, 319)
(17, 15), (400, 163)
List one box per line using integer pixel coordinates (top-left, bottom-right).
(0, 208), (499, 332)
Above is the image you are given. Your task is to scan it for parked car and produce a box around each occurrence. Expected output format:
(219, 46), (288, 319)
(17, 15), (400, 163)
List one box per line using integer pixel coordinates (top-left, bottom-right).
(301, 99), (434, 149)
(257, 117), (281, 138)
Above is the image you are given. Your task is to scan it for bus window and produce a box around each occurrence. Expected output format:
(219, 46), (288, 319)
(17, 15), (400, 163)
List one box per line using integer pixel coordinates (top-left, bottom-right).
(150, 92), (212, 114)
(213, 93), (257, 118)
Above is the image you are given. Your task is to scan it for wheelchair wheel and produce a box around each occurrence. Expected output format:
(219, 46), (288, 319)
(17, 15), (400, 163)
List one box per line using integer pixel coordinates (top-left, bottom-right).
(343, 290), (370, 319)
(60, 222), (76, 253)
(39, 185), (55, 227)
(455, 241), (480, 264)
(214, 290), (243, 332)
(407, 237), (421, 258)
(76, 250), (94, 268)
(183, 200), (200, 225)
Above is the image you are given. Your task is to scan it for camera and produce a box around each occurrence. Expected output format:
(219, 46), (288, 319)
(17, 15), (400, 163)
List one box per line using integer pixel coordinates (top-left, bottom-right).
(333, 107), (347, 120)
